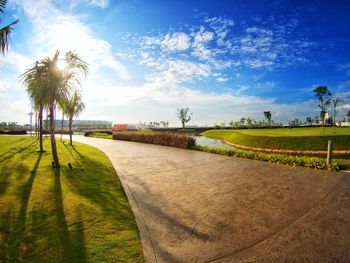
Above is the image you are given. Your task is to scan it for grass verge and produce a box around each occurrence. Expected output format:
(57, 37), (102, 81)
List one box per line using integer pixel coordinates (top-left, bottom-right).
(0, 136), (144, 262)
(192, 145), (340, 171)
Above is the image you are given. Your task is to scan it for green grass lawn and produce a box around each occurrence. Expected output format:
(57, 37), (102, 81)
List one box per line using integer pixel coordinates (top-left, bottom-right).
(202, 127), (350, 171)
(202, 127), (350, 151)
(0, 136), (144, 262)
(87, 132), (113, 139)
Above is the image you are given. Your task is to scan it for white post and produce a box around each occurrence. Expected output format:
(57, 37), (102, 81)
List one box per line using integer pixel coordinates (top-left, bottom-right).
(327, 140), (332, 165)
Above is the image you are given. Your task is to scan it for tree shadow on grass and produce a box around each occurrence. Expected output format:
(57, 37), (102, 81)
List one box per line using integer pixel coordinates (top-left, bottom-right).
(0, 138), (39, 163)
(66, 146), (138, 230)
(0, 140), (38, 198)
(8, 152), (42, 262)
(62, 143), (79, 162)
(54, 168), (87, 263)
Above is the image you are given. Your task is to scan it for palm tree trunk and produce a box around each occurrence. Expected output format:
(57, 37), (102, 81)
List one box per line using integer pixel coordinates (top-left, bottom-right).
(69, 117), (73, 145)
(60, 111), (64, 142)
(35, 111), (38, 138)
(50, 105), (60, 168)
(39, 105), (44, 153)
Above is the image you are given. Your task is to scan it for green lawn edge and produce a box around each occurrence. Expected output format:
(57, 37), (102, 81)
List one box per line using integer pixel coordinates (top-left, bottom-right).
(202, 127), (350, 151)
(0, 136), (144, 262)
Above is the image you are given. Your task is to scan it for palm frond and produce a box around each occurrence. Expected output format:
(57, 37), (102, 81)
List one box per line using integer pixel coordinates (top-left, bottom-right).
(0, 0), (7, 14)
(0, 19), (18, 54)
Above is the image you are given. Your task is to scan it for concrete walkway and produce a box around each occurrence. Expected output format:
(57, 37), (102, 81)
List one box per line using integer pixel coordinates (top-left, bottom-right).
(70, 135), (350, 263)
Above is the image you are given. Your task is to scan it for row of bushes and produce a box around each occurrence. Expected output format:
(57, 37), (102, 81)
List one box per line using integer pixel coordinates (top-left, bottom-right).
(0, 129), (27, 135)
(192, 145), (340, 171)
(84, 130), (113, 137)
(112, 132), (196, 149)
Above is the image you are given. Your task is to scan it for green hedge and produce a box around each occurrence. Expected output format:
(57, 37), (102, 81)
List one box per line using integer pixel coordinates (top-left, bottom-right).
(0, 129), (27, 135)
(113, 132), (196, 149)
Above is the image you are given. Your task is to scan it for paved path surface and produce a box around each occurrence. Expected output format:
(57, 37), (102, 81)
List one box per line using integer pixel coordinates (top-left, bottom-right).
(70, 135), (350, 263)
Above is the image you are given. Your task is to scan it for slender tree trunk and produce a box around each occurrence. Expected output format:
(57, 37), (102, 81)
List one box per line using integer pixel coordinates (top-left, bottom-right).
(35, 111), (38, 138)
(50, 104), (60, 168)
(69, 117), (73, 145)
(60, 111), (64, 142)
(182, 121), (185, 129)
(39, 105), (44, 153)
(333, 110), (336, 133)
(322, 113), (325, 135)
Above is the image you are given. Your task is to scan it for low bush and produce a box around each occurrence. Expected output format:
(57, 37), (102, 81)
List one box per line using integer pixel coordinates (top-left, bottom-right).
(192, 145), (340, 171)
(113, 132), (196, 149)
(54, 129), (72, 135)
(0, 129), (27, 135)
(84, 130), (113, 136)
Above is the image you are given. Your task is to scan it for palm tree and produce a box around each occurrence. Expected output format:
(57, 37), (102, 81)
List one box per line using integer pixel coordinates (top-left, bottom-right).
(21, 61), (48, 153)
(44, 50), (88, 167)
(21, 50), (88, 168)
(65, 91), (85, 145)
(0, 0), (18, 55)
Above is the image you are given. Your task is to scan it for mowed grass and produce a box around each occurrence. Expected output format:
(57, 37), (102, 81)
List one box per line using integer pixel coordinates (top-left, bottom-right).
(0, 136), (144, 262)
(202, 127), (350, 151)
(202, 127), (350, 171)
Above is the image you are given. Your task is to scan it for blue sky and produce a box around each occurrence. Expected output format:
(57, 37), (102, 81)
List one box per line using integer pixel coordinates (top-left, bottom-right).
(1, 0), (349, 126)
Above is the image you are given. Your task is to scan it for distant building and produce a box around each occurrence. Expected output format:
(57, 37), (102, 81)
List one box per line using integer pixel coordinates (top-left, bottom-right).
(44, 120), (112, 130)
(113, 123), (148, 131)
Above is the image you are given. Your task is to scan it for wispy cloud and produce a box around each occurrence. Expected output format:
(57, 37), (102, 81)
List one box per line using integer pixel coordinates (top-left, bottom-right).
(14, 0), (129, 80)
(131, 13), (315, 87)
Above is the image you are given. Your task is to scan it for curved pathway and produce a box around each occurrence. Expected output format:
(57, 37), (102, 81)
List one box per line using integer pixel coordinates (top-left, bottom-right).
(70, 135), (350, 263)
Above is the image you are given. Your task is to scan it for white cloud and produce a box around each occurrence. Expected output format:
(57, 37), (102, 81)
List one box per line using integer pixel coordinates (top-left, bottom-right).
(88, 0), (108, 8)
(191, 26), (214, 60)
(144, 59), (211, 84)
(17, 0), (129, 80)
(161, 32), (191, 52)
(78, 73), (323, 126)
(204, 16), (234, 49)
(216, 77), (228, 82)
(68, 0), (109, 9)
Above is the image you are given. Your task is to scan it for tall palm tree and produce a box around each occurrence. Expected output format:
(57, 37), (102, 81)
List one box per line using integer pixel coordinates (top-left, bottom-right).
(59, 51), (88, 146)
(21, 61), (47, 153)
(0, 0), (18, 55)
(22, 50), (88, 168)
(66, 91), (85, 145)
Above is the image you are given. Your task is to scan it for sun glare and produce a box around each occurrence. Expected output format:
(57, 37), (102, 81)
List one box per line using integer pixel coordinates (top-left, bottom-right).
(56, 59), (67, 71)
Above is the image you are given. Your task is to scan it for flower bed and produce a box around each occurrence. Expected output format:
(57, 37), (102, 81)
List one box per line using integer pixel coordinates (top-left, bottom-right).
(192, 145), (340, 171)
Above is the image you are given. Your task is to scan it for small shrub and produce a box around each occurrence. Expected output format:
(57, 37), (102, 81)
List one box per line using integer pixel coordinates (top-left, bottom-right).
(113, 132), (196, 149)
(84, 130), (113, 137)
(55, 129), (72, 135)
